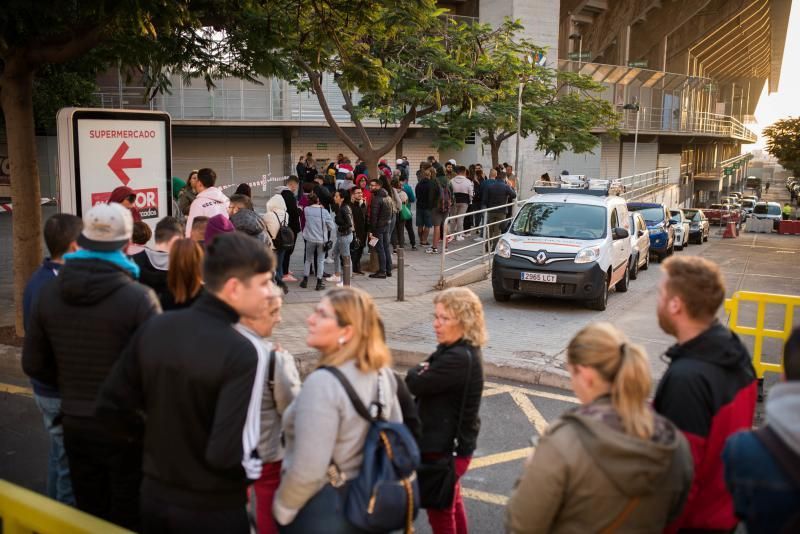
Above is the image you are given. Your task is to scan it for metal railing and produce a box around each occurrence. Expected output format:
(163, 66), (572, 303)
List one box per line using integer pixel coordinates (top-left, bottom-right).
(617, 107), (757, 142)
(620, 168), (672, 200)
(438, 200), (524, 288)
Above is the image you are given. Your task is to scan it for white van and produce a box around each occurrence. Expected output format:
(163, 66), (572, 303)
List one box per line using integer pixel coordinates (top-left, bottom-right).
(492, 186), (632, 310)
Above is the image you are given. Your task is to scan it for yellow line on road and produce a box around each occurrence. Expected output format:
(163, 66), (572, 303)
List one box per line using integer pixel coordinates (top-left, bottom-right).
(0, 383), (33, 397)
(485, 381), (578, 404)
(469, 447), (533, 470)
(461, 487), (509, 506)
(510, 391), (549, 435)
(482, 385), (515, 397)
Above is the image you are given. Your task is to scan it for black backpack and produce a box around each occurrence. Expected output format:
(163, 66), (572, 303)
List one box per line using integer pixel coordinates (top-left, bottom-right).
(271, 212), (295, 250)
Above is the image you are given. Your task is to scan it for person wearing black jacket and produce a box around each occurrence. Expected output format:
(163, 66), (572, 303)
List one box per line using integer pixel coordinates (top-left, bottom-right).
(368, 179), (393, 278)
(406, 287), (485, 534)
(97, 233), (275, 534)
(22, 203), (161, 530)
(350, 186), (369, 275)
(131, 216), (183, 301)
(279, 177), (302, 282)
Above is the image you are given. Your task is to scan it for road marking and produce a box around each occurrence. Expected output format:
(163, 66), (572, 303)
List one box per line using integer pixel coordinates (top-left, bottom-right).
(469, 447), (534, 470)
(0, 383), (33, 397)
(510, 391), (549, 435)
(482, 385), (515, 397)
(461, 487), (509, 506)
(484, 381), (579, 404)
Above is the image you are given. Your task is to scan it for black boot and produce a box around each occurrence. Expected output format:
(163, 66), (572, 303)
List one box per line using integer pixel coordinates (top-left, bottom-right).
(299, 277), (308, 288)
(315, 279), (326, 291)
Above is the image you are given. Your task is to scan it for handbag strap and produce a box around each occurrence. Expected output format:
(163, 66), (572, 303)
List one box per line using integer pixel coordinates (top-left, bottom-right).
(267, 349), (276, 398)
(451, 348), (473, 453)
(599, 497), (640, 534)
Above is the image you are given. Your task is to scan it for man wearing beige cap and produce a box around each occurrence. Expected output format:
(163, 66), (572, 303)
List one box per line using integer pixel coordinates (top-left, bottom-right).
(23, 202), (161, 530)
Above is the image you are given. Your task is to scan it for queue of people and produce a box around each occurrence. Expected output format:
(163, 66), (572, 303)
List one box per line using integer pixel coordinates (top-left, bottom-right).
(17, 160), (799, 534)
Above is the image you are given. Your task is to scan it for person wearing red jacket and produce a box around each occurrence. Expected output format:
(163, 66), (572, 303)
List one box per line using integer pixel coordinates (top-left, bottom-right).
(654, 256), (757, 532)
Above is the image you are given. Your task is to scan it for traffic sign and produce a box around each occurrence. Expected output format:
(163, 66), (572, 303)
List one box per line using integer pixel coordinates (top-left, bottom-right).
(628, 60), (648, 68)
(57, 108), (172, 226)
(568, 52), (591, 61)
(724, 168), (733, 176)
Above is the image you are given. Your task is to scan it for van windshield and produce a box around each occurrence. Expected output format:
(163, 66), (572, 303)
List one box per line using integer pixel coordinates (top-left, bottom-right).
(511, 203), (607, 240)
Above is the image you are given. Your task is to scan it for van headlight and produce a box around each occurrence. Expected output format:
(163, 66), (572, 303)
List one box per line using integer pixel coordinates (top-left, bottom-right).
(574, 246), (600, 264)
(496, 239), (511, 258)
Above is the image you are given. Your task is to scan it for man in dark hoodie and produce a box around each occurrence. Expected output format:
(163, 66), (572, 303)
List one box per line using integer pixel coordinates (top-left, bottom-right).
(22, 202), (161, 529)
(132, 216), (183, 301)
(368, 178), (393, 278)
(723, 327), (800, 533)
(654, 256), (757, 533)
(22, 213), (82, 506)
(98, 232), (274, 534)
(278, 176), (301, 281)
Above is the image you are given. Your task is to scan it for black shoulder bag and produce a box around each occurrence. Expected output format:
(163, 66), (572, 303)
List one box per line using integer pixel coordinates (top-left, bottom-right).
(417, 349), (473, 509)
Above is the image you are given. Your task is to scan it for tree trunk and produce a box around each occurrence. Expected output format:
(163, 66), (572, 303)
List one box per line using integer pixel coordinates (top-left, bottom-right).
(1, 59), (43, 336)
(489, 136), (501, 169)
(364, 155), (380, 184)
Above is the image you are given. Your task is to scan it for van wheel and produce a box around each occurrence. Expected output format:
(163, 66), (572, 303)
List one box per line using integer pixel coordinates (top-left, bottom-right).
(493, 290), (511, 302)
(630, 254), (639, 280)
(587, 275), (609, 311)
(616, 262), (631, 292)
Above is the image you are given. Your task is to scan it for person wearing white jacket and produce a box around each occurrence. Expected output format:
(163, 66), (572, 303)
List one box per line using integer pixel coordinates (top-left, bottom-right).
(266, 194), (290, 293)
(185, 168), (231, 237)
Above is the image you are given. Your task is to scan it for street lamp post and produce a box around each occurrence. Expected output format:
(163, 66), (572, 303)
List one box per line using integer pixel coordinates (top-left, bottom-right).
(514, 54), (535, 197)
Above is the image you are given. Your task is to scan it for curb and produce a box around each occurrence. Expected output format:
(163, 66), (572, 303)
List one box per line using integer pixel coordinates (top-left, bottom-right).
(292, 346), (572, 391)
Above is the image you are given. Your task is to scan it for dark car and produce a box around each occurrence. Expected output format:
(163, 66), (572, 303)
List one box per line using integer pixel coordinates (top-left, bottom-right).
(682, 208), (710, 244)
(626, 202), (675, 261)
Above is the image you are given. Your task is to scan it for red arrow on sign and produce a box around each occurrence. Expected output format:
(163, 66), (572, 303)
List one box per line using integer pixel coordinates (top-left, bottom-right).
(108, 142), (142, 186)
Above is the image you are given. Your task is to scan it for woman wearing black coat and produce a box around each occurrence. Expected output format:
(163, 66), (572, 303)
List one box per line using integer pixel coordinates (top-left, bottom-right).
(406, 287), (486, 534)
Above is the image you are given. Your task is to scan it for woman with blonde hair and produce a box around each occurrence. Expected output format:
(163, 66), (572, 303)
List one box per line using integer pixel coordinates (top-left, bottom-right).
(273, 287), (403, 533)
(507, 322), (693, 534)
(406, 287), (486, 534)
(161, 238), (204, 310)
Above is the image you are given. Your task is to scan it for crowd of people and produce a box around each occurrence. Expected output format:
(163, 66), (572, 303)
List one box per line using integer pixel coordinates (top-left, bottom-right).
(15, 155), (800, 534)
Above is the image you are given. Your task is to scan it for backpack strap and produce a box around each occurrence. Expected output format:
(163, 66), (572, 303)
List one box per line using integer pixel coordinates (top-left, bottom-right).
(267, 349), (276, 398)
(599, 497), (640, 534)
(754, 425), (800, 486)
(322, 366), (374, 422)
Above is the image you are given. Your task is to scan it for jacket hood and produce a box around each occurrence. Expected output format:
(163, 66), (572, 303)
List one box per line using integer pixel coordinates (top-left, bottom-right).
(766, 381), (800, 456)
(373, 188), (388, 198)
(144, 248), (170, 271)
(562, 396), (684, 496)
(197, 187), (229, 204)
(230, 209), (267, 238)
(666, 322), (752, 370)
(58, 259), (133, 305)
(267, 193), (287, 213)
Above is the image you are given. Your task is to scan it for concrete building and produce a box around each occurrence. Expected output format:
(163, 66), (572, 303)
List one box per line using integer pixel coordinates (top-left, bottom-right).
(1, 0), (789, 206)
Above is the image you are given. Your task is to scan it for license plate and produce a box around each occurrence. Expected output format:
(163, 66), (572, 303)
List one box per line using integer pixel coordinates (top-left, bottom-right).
(521, 272), (557, 283)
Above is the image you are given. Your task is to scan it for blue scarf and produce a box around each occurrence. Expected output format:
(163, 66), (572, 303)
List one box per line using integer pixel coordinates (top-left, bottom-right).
(63, 249), (141, 279)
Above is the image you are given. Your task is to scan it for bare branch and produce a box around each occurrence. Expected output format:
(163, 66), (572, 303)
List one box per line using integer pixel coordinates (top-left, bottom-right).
(341, 87), (373, 151)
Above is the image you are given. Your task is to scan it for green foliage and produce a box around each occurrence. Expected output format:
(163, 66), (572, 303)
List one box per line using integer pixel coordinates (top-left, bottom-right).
(763, 118), (800, 175)
(31, 61), (100, 130)
(420, 19), (619, 164)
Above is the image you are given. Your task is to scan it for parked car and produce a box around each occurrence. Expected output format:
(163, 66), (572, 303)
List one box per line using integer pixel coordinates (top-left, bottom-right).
(682, 208), (710, 243)
(670, 209), (691, 250)
(752, 201), (783, 230)
(740, 199), (756, 216)
(705, 203), (742, 226)
(628, 212), (650, 280)
(493, 188), (632, 310)
(627, 202), (675, 261)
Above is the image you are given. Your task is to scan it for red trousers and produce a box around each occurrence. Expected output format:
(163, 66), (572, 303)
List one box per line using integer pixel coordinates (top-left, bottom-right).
(252, 461), (282, 534)
(425, 455), (472, 534)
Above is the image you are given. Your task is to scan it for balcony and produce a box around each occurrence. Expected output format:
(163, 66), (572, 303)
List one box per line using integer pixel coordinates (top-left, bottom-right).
(557, 60), (758, 143)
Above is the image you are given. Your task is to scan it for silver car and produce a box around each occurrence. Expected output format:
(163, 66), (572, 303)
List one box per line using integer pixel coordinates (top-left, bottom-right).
(628, 212), (650, 280)
(669, 209), (691, 250)
(682, 208), (710, 244)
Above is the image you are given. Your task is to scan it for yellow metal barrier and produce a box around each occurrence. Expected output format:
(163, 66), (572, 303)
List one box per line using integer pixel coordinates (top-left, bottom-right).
(724, 291), (800, 379)
(0, 480), (132, 534)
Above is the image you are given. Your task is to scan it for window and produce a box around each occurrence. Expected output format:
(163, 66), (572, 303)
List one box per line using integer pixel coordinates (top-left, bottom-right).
(611, 209), (619, 228)
(511, 203), (607, 240)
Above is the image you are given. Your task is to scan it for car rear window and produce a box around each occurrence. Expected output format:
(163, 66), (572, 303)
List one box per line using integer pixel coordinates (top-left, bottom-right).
(628, 206), (664, 222)
(683, 209), (700, 221)
(710, 204), (724, 209)
(768, 205), (782, 216)
(511, 203), (607, 240)
(753, 204), (769, 215)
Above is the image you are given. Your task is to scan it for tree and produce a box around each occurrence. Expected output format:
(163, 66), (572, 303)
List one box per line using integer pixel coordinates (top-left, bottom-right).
(422, 19), (619, 168)
(276, 0), (488, 179)
(763, 117), (800, 176)
(1, 1), (291, 335)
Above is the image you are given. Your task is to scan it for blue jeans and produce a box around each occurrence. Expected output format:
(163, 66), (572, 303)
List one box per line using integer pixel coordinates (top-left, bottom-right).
(332, 233), (353, 273)
(304, 240), (326, 279)
(374, 226), (393, 274)
(275, 248), (286, 280)
(34, 393), (75, 505)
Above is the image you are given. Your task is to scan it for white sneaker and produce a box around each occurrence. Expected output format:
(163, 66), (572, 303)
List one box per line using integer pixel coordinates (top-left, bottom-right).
(473, 236), (484, 242)
(328, 274), (341, 283)
(456, 235), (465, 241)
(324, 258), (334, 264)
(336, 281), (344, 287)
